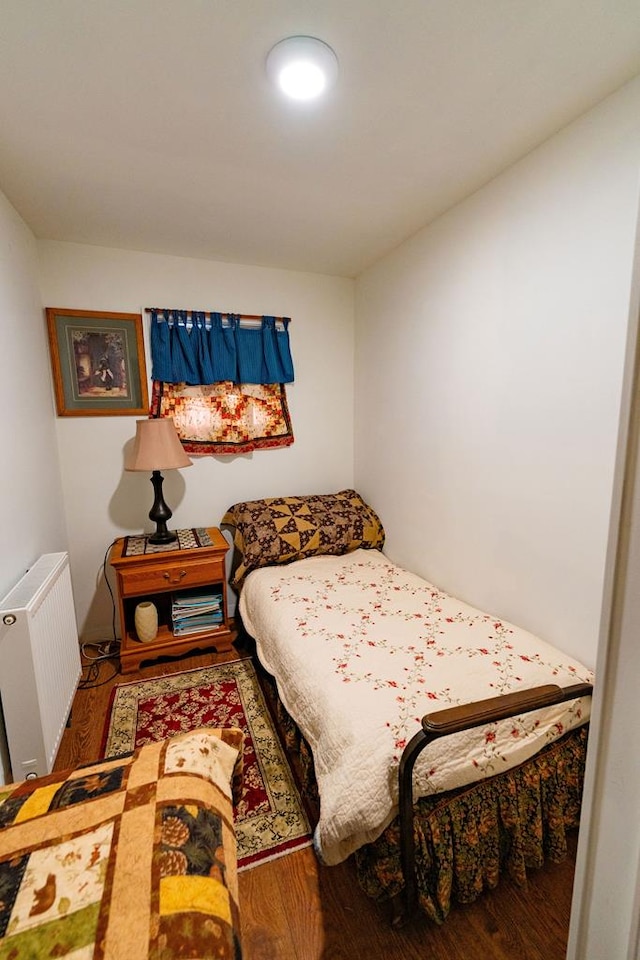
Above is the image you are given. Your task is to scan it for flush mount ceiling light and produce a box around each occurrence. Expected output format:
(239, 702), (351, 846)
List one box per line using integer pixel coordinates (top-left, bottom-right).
(266, 36), (338, 101)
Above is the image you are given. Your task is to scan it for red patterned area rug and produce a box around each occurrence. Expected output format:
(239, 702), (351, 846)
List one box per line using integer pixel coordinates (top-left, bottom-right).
(101, 658), (311, 870)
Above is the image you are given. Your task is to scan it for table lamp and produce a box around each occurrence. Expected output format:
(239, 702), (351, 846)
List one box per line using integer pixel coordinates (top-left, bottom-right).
(125, 418), (192, 544)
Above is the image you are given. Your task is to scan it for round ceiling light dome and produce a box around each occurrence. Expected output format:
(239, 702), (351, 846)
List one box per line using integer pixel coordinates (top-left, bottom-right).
(266, 36), (338, 101)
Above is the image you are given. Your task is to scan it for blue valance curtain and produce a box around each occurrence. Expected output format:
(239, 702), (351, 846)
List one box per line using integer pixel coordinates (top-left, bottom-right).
(149, 309), (294, 386)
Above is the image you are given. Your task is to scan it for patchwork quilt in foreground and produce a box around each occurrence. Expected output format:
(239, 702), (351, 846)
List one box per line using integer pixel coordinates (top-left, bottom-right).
(0, 727), (243, 959)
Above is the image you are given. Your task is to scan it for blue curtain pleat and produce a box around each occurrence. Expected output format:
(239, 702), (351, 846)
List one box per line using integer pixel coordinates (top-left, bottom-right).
(269, 316), (294, 382)
(150, 310), (173, 382)
(209, 313), (239, 382)
(150, 309), (294, 385)
(171, 311), (200, 384)
(235, 324), (265, 383)
(192, 312), (215, 383)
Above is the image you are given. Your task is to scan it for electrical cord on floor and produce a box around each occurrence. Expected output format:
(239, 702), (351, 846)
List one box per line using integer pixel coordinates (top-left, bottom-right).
(78, 643), (120, 689)
(77, 539), (122, 690)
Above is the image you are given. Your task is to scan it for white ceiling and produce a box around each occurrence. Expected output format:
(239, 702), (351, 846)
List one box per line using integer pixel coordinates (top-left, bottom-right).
(1, 1), (640, 278)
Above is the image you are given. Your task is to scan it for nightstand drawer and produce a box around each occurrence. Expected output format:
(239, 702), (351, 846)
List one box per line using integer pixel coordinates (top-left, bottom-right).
(119, 557), (221, 596)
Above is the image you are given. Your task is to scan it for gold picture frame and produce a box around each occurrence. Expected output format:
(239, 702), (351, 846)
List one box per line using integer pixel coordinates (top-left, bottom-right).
(46, 308), (149, 417)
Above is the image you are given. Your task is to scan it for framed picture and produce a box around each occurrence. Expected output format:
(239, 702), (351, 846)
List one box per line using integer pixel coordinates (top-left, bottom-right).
(46, 308), (149, 417)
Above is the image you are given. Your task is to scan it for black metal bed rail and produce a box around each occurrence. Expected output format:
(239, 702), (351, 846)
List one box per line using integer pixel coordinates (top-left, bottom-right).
(396, 680), (593, 924)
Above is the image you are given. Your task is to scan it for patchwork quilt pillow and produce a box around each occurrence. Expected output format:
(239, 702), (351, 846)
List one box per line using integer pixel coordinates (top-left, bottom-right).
(222, 488), (385, 587)
(0, 727), (244, 959)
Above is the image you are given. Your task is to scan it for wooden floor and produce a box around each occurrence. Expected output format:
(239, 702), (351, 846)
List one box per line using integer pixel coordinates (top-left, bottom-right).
(56, 642), (579, 960)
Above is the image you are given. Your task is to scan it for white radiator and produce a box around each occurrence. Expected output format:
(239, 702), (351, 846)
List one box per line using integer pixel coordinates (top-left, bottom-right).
(0, 553), (82, 781)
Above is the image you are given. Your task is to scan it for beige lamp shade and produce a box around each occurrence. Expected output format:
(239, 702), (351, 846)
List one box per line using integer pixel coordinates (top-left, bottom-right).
(125, 418), (192, 472)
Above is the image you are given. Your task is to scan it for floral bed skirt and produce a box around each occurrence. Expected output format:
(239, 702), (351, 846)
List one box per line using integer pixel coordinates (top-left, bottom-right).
(259, 665), (588, 923)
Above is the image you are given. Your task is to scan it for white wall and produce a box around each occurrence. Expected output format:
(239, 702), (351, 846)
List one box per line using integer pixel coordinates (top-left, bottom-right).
(355, 77), (640, 668)
(0, 195), (67, 591)
(0, 191), (68, 783)
(37, 241), (355, 639)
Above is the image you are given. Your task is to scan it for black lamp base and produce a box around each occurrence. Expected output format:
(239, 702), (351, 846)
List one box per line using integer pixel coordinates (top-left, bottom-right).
(148, 529), (178, 545)
(147, 470), (178, 544)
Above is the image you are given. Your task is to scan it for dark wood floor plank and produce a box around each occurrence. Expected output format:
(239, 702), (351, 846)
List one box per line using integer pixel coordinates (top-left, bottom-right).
(269, 847), (327, 959)
(239, 857), (302, 960)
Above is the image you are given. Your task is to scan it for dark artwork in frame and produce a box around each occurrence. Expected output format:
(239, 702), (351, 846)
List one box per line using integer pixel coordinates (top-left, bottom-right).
(46, 308), (149, 416)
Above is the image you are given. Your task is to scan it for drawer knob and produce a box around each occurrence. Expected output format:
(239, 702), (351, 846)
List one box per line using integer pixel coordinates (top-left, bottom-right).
(163, 569), (187, 584)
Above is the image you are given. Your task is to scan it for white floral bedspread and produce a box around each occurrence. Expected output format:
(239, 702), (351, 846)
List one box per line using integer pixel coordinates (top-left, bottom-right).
(239, 549), (593, 866)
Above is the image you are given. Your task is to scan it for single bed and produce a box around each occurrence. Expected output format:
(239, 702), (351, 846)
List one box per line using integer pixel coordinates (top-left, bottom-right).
(223, 490), (593, 923)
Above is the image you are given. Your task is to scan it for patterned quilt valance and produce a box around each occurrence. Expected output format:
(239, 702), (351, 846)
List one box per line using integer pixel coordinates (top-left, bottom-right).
(149, 308), (294, 386)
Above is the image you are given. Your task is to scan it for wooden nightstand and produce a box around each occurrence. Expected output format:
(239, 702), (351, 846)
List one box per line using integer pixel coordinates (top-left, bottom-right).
(109, 527), (233, 673)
